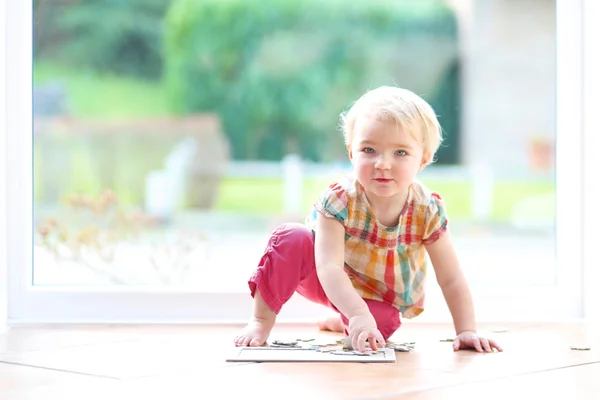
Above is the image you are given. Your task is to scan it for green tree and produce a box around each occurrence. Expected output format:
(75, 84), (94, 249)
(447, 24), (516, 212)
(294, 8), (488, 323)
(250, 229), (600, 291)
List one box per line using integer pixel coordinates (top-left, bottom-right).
(164, 0), (459, 162)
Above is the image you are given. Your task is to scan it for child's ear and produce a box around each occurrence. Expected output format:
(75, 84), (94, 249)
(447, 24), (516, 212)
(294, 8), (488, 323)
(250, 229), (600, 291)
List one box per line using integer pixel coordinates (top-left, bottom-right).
(347, 146), (353, 160)
(419, 156), (428, 172)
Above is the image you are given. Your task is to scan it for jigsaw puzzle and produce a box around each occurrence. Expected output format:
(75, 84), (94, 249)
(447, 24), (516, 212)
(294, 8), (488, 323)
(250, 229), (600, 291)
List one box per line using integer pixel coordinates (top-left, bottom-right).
(226, 337), (414, 363)
(226, 346), (397, 363)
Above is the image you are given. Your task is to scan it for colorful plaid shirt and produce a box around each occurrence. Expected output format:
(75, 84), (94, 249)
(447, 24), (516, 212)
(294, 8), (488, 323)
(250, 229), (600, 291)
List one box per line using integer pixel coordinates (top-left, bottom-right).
(305, 174), (448, 318)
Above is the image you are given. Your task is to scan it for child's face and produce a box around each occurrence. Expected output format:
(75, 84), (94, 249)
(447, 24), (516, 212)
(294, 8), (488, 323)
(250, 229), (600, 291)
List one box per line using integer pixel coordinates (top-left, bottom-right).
(349, 116), (425, 202)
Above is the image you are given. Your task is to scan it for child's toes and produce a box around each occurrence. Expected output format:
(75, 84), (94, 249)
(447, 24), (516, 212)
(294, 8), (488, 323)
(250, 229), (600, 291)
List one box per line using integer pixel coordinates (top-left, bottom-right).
(240, 336), (253, 347)
(318, 315), (345, 332)
(249, 337), (262, 347)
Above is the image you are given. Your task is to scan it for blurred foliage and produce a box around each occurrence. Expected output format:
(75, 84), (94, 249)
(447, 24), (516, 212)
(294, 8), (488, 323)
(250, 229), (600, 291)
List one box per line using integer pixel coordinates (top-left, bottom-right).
(34, 0), (170, 79)
(164, 0), (459, 162)
(430, 61), (461, 165)
(33, 0), (461, 163)
(36, 189), (206, 285)
(37, 190), (153, 262)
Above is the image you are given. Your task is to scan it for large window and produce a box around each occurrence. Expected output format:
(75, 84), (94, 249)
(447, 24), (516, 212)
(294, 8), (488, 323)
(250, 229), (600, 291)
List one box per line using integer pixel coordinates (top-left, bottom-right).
(5, 0), (589, 323)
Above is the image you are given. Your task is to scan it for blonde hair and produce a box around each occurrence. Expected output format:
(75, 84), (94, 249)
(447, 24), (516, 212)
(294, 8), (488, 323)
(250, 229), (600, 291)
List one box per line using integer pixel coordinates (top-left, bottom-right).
(340, 86), (443, 165)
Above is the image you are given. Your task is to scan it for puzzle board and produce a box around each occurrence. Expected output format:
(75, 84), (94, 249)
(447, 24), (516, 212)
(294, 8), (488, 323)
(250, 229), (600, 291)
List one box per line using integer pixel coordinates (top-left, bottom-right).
(226, 347), (396, 363)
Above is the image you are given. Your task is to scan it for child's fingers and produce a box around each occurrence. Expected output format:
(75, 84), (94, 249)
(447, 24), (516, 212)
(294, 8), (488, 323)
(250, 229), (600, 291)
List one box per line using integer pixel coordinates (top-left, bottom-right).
(367, 331), (386, 351)
(351, 332), (360, 352)
(488, 338), (503, 352)
(356, 331), (369, 352)
(473, 338), (484, 352)
(480, 338), (492, 352)
(453, 339), (460, 351)
(368, 336), (378, 351)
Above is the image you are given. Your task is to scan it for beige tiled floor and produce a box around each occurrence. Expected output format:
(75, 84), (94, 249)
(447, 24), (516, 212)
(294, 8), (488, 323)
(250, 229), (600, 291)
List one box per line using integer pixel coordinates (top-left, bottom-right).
(1, 322), (599, 399)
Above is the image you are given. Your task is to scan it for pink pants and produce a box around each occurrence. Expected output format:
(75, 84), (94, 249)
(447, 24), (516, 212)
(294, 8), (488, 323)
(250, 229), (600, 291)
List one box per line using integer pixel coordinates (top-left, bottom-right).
(248, 223), (401, 340)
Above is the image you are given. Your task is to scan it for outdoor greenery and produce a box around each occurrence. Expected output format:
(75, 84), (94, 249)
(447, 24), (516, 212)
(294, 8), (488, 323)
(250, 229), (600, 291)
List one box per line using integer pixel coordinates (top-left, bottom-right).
(35, 0), (460, 163)
(34, 0), (170, 79)
(163, 0), (459, 162)
(33, 58), (554, 223)
(34, 62), (171, 118)
(32, 0), (553, 225)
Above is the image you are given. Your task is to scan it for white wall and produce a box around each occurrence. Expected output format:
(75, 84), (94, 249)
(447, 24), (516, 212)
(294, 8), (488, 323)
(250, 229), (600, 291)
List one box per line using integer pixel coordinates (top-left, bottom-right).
(458, 0), (556, 171)
(1, 0), (8, 334)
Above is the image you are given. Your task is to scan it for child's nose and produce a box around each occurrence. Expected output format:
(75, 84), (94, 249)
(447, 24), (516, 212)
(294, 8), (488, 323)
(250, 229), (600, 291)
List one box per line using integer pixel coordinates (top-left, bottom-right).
(375, 155), (392, 170)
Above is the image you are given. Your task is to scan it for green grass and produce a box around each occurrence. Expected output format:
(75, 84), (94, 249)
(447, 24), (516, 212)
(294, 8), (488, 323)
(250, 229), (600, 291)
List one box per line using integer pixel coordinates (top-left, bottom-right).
(34, 61), (172, 118)
(214, 177), (333, 215)
(215, 177), (555, 222)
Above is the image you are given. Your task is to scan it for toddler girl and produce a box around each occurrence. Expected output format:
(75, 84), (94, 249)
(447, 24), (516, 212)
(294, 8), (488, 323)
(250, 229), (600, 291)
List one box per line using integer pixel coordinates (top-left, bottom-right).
(234, 86), (502, 353)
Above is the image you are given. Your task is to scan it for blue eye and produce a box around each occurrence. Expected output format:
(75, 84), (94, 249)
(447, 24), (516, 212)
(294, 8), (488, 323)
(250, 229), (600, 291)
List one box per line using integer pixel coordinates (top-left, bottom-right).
(363, 147), (375, 154)
(395, 150), (407, 156)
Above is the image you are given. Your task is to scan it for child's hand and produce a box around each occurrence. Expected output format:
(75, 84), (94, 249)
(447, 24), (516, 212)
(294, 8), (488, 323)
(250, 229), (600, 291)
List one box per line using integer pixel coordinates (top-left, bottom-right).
(453, 331), (503, 352)
(347, 313), (386, 352)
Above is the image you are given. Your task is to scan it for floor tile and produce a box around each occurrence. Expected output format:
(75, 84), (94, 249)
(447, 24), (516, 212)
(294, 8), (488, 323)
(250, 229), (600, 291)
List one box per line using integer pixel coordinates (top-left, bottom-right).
(0, 362), (117, 400)
(399, 362), (600, 400)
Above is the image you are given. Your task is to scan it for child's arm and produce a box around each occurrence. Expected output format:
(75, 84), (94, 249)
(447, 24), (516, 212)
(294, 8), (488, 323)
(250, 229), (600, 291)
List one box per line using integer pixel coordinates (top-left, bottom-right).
(425, 233), (503, 352)
(314, 212), (385, 351)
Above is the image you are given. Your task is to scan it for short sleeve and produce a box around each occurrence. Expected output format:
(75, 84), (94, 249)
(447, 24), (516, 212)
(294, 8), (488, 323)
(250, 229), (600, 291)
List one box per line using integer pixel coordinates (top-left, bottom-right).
(422, 192), (448, 244)
(313, 182), (349, 226)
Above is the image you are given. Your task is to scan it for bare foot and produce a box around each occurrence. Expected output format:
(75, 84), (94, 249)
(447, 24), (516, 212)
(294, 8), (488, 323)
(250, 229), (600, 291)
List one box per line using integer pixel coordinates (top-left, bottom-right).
(318, 315), (345, 333)
(234, 289), (276, 347)
(234, 317), (275, 347)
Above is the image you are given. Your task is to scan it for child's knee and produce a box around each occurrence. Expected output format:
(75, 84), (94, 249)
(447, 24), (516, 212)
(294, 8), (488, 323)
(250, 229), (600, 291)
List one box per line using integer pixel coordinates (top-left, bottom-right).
(272, 223), (314, 249)
(258, 223), (316, 276)
(273, 222), (312, 237)
(378, 319), (401, 341)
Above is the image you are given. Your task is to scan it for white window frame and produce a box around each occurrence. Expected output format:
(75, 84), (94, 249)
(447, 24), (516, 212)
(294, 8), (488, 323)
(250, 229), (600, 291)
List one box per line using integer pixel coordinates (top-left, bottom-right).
(582, 0), (599, 324)
(4, 0), (596, 325)
(1, 0), (8, 333)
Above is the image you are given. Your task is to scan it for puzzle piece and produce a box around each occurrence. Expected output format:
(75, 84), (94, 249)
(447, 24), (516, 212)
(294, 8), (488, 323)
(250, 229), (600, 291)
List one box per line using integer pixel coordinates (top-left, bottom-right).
(329, 350), (382, 356)
(270, 340), (300, 348)
(385, 340), (415, 352)
(570, 346), (591, 351)
(390, 345), (412, 352)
